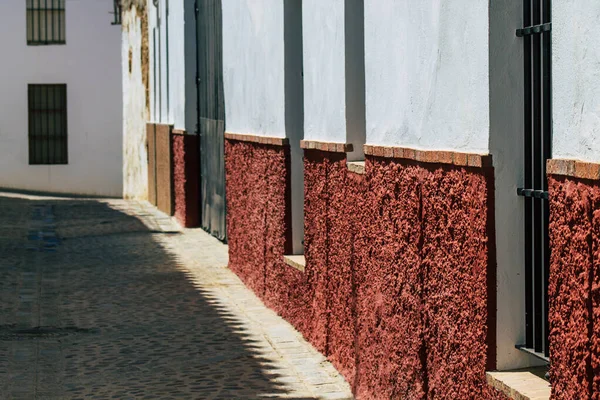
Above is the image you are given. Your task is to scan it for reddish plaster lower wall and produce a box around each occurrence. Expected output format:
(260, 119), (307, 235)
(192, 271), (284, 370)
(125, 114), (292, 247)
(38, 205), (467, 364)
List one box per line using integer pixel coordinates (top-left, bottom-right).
(172, 133), (199, 227)
(224, 139), (293, 299)
(225, 141), (503, 399)
(548, 175), (600, 400)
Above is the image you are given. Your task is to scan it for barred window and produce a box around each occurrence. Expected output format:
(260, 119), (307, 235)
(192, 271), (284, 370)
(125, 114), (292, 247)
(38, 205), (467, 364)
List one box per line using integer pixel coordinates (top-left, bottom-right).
(26, 0), (66, 45)
(28, 84), (68, 165)
(112, 0), (122, 25)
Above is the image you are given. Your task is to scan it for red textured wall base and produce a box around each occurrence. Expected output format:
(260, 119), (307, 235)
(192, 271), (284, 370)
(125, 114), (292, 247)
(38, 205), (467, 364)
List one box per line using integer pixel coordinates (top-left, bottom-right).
(172, 133), (199, 228)
(548, 175), (600, 400)
(303, 152), (500, 400)
(225, 138), (503, 399)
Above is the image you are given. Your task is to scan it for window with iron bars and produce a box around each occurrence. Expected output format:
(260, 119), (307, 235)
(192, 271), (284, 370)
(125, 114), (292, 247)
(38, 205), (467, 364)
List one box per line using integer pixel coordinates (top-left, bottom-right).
(516, 0), (552, 362)
(26, 0), (66, 45)
(28, 84), (68, 165)
(112, 0), (122, 25)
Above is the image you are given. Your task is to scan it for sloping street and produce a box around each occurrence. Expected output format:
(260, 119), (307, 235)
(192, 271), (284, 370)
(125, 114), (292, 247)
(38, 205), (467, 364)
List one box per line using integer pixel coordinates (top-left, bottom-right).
(0, 192), (352, 399)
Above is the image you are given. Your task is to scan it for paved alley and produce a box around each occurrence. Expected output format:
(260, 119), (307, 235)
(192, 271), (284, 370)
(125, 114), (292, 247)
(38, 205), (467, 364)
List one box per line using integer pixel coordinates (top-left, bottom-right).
(0, 193), (352, 400)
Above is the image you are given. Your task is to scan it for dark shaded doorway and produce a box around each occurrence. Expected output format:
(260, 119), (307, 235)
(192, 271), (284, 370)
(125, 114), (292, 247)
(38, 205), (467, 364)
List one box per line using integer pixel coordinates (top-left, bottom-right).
(196, 0), (226, 241)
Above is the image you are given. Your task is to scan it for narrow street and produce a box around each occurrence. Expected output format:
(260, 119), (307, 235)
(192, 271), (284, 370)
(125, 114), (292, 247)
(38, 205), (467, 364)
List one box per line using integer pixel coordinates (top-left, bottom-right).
(0, 192), (352, 400)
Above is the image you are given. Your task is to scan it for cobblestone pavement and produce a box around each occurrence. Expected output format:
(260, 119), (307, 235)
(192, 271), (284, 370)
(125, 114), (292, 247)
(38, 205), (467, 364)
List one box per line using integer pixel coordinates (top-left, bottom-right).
(0, 192), (353, 400)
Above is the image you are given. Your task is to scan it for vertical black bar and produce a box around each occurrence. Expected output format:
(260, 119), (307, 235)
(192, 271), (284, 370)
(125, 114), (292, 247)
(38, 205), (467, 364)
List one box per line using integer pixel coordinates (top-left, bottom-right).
(58, 0), (62, 42)
(57, 85), (62, 163)
(64, 85), (68, 164)
(62, 85), (67, 164)
(532, 0), (544, 353)
(542, 0), (552, 358)
(44, 0), (47, 43)
(36, 86), (42, 164)
(523, 0), (534, 350)
(27, 1), (31, 43)
(51, 0), (55, 43)
(45, 85), (49, 164)
(37, 0), (41, 43)
(48, 85), (53, 164)
(58, 84), (62, 163)
(28, 85), (33, 164)
(52, 83), (62, 164)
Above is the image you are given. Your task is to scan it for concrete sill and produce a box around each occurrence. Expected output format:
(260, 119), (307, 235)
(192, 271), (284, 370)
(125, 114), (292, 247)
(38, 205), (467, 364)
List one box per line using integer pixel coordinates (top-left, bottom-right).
(283, 255), (305, 273)
(486, 367), (550, 400)
(347, 161), (365, 175)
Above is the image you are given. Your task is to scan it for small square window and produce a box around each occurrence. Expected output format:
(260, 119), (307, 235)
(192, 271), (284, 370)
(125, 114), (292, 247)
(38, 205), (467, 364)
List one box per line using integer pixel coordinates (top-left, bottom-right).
(28, 84), (68, 165)
(26, 0), (66, 45)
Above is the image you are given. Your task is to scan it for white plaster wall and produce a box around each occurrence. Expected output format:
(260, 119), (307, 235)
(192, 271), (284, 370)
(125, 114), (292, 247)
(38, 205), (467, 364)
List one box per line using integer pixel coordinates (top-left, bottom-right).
(122, 6), (148, 200)
(364, 1), (489, 152)
(552, 0), (600, 163)
(302, 0), (346, 143)
(0, 0), (122, 197)
(148, 0), (164, 123)
(168, 0), (186, 130)
(222, 0), (286, 137)
(146, 0), (192, 131)
(159, 0), (169, 124)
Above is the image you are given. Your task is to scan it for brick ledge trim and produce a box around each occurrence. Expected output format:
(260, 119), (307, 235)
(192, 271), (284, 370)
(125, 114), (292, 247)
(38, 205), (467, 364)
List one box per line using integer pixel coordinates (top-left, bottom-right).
(547, 158), (600, 180)
(300, 140), (353, 153)
(224, 132), (289, 146)
(364, 144), (492, 168)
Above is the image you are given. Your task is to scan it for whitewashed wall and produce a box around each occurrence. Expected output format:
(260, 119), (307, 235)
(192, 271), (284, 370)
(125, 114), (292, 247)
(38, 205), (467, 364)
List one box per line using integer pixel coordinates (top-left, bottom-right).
(552, 0), (600, 163)
(168, 0), (185, 131)
(222, 0), (286, 138)
(0, 0), (122, 196)
(147, 0), (193, 131)
(302, 0), (365, 161)
(302, 0), (345, 143)
(364, 1), (489, 152)
(122, 4), (148, 199)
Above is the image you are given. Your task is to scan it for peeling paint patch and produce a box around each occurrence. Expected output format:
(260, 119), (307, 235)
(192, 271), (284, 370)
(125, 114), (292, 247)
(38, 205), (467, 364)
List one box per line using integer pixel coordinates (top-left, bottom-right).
(122, 5), (149, 200)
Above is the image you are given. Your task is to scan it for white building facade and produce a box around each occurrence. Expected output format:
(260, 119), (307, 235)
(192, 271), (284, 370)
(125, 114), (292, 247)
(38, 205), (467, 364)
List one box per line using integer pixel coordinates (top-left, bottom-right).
(0, 0), (123, 197)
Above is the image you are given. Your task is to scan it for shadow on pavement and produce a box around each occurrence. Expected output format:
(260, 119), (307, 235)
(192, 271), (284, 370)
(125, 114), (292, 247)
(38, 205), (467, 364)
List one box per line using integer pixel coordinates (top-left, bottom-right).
(0, 196), (317, 399)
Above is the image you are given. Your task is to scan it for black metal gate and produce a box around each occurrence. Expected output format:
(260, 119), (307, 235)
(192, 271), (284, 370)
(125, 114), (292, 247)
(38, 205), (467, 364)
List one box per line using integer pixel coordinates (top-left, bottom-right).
(196, 0), (226, 241)
(516, 0), (552, 360)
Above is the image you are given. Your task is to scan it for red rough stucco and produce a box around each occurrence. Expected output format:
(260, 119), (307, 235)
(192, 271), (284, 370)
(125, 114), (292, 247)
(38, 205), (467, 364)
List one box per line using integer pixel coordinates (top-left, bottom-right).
(325, 155), (365, 390)
(421, 165), (497, 399)
(226, 142), (503, 399)
(593, 186), (600, 400)
(225, 138), (316, 347)
(548, 176), (597, 400)
(172, 133), (199, 228)
(226, 139), (288, 298)
(354, 157), (425, 399)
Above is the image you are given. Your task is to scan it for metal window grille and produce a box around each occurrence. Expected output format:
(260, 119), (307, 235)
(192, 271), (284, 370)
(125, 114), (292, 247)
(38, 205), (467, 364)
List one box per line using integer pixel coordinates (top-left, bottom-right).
(516, 0), (552, 361)
(28, 84), (68, 165)
(26, 0), (66, 45)
(112, 0), (122, 25)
